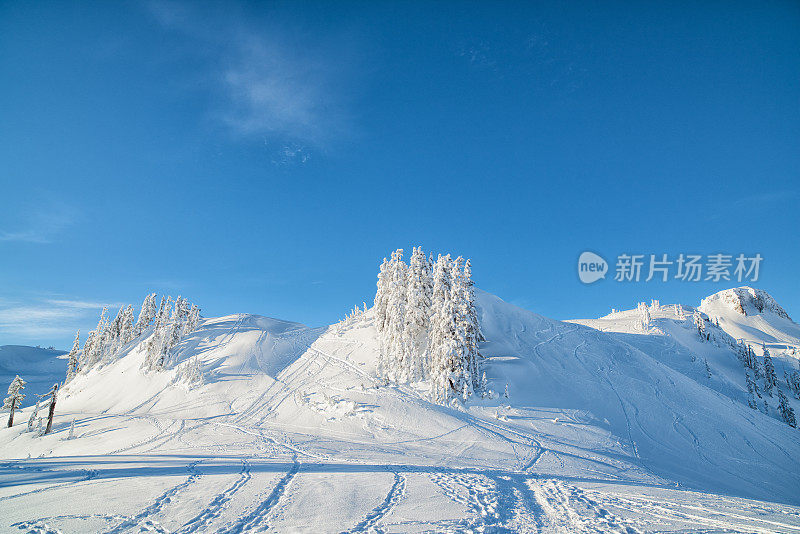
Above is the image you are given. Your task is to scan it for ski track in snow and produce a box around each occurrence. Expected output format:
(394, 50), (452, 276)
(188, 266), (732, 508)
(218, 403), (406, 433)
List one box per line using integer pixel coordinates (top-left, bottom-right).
(12, 514), (129, 533)
(175, 458), (252, 533)
(0, 462), (101, 504)
(529, 478), (640, 533)
(429, 471), (510, 532)
(345, 471), (406, 533)
(12, 520), (63, 534)
(599, 491), (800, 534)
(99, 459), (205, 534)
(217, 456), (300, 533)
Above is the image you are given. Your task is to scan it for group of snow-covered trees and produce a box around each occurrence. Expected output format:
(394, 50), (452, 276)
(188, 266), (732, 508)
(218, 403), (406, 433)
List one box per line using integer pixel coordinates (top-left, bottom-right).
(736, 340), (797, 427)
(671, 306), (797, 429)
(65, 294), (201, 382)
(3, 376), (59, 435)
(142, 295), (201, 372)
(374, 247), (485, 403)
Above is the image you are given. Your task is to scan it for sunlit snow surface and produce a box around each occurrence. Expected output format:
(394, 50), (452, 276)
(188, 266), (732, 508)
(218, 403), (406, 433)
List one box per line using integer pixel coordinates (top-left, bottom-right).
(2, 292), (800, 533)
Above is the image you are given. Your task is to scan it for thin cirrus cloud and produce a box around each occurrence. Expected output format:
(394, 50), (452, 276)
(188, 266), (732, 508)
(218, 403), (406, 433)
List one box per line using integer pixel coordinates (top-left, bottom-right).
(221, 37), (346, 144)
(148, 1), (353, 160)
(0, 204), (76, 244)
(0, 297), (124, 345)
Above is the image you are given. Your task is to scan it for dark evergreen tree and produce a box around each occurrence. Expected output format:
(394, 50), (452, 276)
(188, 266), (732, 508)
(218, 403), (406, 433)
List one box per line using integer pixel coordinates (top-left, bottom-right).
(777, 389), (797, 428)
(762, 344), (777, 396)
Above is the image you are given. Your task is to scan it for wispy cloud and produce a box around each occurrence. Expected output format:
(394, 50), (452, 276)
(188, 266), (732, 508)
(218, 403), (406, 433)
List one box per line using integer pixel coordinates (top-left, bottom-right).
(0, 296), (122, 347)
(147, 1), (354, 163)
(44, 299), (125, 310)
(0, 202), (76, 244)
(222, 37), (340, 142)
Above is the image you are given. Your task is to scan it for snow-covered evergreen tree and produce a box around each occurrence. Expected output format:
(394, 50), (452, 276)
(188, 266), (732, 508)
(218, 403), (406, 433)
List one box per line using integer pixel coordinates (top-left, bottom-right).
(120, 305), (135, 344)
(650, 299), (660, 312)
(145, 296), (172, 371)
(66, 330), (80, 381)
(787, 370), (800, 400)
(745, 372), (758, 409)
(374, 258), (391, 333)
(704, 358), (712, 379)
(111, 306), (124, 339)
(777, 389), (797, 428)
(81, 331), (96, 373)
(135, 293), (157, 336)
(460, 258), (484, 390)
(428, 254), (458, 403)
(27, 399), (40, 432)
(637, 302), (651, 331)
(186, 304), (201, 334)
(384, 250), (408, 382)
(693, 311), (706, 339)
(4, 375), (26, 427)
(762, 344), (777, 396)
(449, 256), (474, 401)
(741, 343), (756, 370)
(403, 246), (433, 382)
(154, 296), (169, 330)
(173, 296), (190, 333)
(107, 306), (125, 355)
(751, 347), (763, 380)
(179, 354), (204, 386)
(374, 257), (392, 377)
(83, 307), (109, 369)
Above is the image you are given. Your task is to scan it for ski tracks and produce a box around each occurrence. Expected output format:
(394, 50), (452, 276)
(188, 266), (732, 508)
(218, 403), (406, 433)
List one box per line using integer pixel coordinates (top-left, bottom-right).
(12, 520), (63, 534)
(529, 478), (639, 533)
(100, 459), (205, 534)
(218, 456), (300, 533)
(599, 492), (800, 534)
(176, 459), (252, 533)
(429, 471), (506, 532)
(428, 470), (639, 533)
(345, 471), (407, 534)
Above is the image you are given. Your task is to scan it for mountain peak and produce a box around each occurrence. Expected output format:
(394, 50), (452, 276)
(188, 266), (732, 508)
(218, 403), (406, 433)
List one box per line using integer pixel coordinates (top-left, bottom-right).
(700, 286), (791, 320)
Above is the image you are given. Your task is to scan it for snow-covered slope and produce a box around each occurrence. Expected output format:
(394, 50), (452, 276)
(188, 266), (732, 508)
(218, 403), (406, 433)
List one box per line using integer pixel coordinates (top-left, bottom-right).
(699, 287), (800, 355)
(0, 345), (66, 407)
(570, 290), (800, 438)
(2, 293), (800, 533)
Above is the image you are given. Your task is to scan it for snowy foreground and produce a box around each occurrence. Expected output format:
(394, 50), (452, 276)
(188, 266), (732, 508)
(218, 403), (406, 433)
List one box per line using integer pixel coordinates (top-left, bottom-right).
(2, 289), (800, 533)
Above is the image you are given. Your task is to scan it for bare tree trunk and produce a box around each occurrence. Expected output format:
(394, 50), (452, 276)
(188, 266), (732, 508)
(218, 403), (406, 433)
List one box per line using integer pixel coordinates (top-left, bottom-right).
(6, 398), (15, 428)
(44, 384), (58, 435)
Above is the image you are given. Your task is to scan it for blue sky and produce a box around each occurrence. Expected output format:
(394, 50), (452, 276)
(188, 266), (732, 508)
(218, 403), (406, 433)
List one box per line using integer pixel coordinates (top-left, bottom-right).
(1, 1), (798, 348)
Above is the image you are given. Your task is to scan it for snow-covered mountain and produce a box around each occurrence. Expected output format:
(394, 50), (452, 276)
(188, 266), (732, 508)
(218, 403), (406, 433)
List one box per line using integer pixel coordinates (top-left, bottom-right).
(569, 288), (800, 431)
(2, 289), (800, 532)
(0, 345), (66, 407)
(699, 287), (800, 354)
